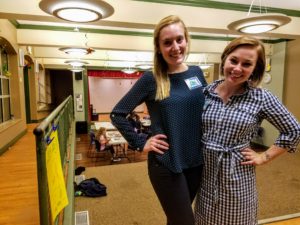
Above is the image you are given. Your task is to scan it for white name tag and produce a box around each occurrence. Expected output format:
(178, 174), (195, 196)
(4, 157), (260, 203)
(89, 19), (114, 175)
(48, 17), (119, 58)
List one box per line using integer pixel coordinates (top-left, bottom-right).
(184, 77), (202, 90)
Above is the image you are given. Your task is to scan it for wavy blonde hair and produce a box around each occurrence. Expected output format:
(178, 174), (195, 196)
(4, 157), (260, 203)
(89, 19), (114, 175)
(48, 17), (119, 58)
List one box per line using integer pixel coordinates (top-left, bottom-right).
(153, 15), (190, 100)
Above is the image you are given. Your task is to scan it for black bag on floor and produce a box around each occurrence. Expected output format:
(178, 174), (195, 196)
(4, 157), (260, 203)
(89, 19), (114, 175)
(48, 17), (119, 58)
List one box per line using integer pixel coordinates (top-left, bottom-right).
(75, 177), (107, 197)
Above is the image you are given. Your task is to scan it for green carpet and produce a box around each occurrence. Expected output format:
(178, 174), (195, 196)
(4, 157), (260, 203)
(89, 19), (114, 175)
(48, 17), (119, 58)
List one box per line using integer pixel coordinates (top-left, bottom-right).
(75, 162), (166, 225)
(257, 151), (300, 220)
(75, 152), (300, 225)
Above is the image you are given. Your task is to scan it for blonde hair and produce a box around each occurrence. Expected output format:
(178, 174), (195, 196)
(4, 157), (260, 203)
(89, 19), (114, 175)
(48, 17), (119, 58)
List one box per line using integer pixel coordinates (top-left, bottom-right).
(96, 127), (107, 140)
(153, 15), (190, 100)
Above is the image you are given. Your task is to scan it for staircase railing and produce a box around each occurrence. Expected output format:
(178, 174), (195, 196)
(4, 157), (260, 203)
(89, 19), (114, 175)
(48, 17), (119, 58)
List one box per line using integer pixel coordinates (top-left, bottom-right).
(33, 95), (75, 225)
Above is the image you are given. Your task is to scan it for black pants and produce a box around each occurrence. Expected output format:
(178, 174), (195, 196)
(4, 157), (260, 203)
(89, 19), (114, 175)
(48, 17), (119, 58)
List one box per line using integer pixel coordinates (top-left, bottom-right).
(148, 157), (203, 225)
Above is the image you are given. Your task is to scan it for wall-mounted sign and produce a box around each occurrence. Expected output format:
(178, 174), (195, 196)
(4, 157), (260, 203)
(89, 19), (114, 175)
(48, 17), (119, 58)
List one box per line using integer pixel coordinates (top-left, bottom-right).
(76, 93), (83, 112)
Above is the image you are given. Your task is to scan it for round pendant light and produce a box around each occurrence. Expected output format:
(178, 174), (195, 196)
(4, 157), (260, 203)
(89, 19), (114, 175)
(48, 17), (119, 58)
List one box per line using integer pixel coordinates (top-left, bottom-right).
(228, 14), (291, 34)
(59, 47), (94, 57)
(199, 64), (212, 70)
(65, 60), (89, 67)
(135, 63), (153, 70)
(39, 0), (114, 23)
(69, 66), (84, 72)
(122, 68), (137, 74)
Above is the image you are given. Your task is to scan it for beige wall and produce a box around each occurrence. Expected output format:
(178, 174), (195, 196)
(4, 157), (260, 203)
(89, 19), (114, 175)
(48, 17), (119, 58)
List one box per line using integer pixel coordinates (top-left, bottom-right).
(0, 19), (27, 152)
(202, 66), (214, 84)
(260, 42), (287, 147)
(284, 39), (300, 151)
(284, 39), (300, 121)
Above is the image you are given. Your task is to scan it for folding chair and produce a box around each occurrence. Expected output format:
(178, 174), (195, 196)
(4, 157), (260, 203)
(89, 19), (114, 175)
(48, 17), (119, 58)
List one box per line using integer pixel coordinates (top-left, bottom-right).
(87, 131), (96, 157)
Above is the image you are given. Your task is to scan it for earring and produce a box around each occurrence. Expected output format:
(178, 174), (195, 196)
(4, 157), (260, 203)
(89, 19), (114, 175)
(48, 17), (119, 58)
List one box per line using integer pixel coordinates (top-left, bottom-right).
(249, 73), (254, 80)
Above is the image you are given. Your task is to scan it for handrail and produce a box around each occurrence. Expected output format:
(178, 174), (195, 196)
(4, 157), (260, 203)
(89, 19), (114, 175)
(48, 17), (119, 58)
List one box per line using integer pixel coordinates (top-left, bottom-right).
(34, 96), (72, 136)
(33, 95), (75, 225)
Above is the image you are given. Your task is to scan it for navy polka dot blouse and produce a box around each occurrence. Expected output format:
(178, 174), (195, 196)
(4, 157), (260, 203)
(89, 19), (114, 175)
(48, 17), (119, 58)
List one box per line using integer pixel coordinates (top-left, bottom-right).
(111, 66), (207, 173)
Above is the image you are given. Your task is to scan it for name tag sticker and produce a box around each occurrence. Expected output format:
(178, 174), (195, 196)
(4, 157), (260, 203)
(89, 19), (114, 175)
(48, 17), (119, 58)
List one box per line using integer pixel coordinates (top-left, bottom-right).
(184, 77), (202, 90)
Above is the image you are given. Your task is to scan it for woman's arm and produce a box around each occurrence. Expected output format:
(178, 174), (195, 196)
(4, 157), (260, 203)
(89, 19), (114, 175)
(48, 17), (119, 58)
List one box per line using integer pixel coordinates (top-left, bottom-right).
(241, 90), (300, 166)
(241, 145), (286, 166)
(260, 90), (300, 152)
(110, 72), (154, 151)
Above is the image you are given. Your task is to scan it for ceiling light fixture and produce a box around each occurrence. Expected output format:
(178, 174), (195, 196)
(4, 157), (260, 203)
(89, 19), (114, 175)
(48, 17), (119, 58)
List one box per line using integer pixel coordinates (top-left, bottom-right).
(198, 53), (212, 70)
(135, 63), (153, 70)
(199, 64), (212, 70)
(65, 60), (89, 67)
(69, 66), (84, 72)
(39, 0), (114, 23)
(59, 47), (94, 57)
(122, 68), (137, 74)
(227, 0), (291, 34)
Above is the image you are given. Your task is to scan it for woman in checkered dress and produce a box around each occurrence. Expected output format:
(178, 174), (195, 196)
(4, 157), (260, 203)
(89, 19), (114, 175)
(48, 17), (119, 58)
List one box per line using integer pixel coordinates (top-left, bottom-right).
(194, 36), (300, 225)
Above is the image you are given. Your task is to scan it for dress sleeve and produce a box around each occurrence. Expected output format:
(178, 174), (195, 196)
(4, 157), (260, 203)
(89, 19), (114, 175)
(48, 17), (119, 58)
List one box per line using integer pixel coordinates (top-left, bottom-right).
(261, 90), (300, 152)
(110, 72), (154, 151)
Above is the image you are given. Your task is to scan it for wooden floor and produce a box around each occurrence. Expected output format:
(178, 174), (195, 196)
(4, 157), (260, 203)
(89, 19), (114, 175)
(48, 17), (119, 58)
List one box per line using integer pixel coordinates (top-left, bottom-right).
(0, 123), (39, 225)
(0, 121), (299, 225)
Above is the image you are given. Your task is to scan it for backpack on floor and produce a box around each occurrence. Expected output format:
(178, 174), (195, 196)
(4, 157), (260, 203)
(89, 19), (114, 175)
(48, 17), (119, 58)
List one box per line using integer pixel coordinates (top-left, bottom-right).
(75, 177), (107, 197)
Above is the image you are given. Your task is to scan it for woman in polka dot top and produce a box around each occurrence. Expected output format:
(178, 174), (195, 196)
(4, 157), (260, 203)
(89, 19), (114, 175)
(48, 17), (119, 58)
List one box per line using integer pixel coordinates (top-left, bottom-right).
(111, 15), (207, 225)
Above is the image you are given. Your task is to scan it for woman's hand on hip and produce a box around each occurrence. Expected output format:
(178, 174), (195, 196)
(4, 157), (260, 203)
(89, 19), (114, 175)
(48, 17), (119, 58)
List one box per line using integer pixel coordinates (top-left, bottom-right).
(241, 148), (266, 166)
(143, 134), (169, 154)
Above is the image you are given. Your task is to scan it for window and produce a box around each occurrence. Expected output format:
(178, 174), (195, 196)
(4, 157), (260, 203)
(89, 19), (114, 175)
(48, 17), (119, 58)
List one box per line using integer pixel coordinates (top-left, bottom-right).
(0, 49), (11, 123)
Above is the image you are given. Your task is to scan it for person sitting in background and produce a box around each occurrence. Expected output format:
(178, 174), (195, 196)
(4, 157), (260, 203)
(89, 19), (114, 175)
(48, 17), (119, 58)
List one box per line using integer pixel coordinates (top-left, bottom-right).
(127, 111), (142, 133)
(95, 127), (121, 162)
(127, 111), (150, 144)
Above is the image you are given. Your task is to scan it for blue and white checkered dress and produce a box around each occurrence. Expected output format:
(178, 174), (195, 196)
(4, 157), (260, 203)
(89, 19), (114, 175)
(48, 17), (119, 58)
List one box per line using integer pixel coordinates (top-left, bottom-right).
(194, 80), (300, 225)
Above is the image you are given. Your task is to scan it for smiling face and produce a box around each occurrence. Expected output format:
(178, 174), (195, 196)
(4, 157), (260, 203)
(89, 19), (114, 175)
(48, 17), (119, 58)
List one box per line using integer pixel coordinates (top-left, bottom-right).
(223, 46), (258, 86)
(220, 36), (266, 87)
(158, 22), (188, 72)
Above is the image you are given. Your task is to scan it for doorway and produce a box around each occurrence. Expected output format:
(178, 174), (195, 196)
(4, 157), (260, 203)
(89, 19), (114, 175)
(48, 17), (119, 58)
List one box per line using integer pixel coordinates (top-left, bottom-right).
(23, 65), (31, 123)
(49, 69), (73, 108)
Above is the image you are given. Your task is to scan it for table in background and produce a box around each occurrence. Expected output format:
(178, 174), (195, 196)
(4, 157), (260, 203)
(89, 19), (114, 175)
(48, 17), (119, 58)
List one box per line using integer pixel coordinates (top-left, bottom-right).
(92, 122), (116, 131)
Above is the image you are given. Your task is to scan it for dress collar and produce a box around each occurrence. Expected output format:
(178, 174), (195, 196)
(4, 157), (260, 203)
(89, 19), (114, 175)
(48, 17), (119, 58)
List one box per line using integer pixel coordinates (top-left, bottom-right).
(204, 79), (252, 97)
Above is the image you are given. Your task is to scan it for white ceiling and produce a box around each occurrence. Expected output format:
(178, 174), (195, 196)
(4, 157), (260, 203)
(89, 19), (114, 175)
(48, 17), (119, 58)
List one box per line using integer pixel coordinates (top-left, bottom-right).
(1, 0), (300, 69)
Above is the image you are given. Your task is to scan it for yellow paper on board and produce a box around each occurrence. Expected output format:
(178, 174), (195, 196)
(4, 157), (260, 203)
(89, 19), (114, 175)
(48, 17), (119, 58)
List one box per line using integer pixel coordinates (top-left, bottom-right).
(46, 130), (69, 221)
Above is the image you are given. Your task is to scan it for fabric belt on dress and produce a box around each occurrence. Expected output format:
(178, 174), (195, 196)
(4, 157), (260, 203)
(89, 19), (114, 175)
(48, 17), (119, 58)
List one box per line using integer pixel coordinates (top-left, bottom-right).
(202, 139), (249, 204)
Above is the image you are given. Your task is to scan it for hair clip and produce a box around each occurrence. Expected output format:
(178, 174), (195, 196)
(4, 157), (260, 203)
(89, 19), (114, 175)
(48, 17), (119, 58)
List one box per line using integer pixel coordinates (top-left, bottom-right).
(52, 124), (59, 131)
(45, 136), (54, 145)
